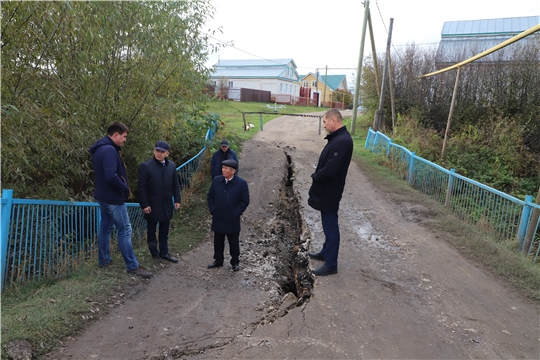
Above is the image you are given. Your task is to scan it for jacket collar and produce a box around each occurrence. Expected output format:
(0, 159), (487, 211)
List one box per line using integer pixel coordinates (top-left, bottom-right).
(152, 157), (169, 166)
(325, 125), (348, 140)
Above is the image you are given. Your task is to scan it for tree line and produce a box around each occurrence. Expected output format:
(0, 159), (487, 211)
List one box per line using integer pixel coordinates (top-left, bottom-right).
(1, 1), (219, 201)
(360, 41), (540, 197)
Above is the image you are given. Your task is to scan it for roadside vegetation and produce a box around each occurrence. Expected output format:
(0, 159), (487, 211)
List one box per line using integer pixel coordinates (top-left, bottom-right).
(360, 43), (540, 199)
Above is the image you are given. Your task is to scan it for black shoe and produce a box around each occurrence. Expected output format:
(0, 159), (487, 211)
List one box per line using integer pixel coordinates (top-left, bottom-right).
(312, 265), (338, 276)
(160, 254), (178, 263)
(127, 266), (153, 278)
(308, 252), (325, 261)
(232, 264), (240, 272)
(207, 261), (223, 269)
(152, 254), (160, 260)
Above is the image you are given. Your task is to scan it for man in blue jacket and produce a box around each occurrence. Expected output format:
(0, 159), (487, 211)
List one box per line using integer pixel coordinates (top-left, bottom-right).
(89, 122), (152, 278)
(210, 139), (238, 179)
(207, 159), (250, 271)
(307, 109), (353, 276)
(138, 141), (181, 263)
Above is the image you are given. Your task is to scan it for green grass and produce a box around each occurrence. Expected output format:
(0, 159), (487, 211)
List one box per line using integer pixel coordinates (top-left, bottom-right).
(205, 101), (323, 145)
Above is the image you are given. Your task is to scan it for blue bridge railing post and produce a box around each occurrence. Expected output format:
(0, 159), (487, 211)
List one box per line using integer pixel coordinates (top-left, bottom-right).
(1, 189), (14, 292)
(445, 169), (456, 207)
(517, 195), (534, 248)
(364, 127), (372, 149)
(408, 152), (416, 186)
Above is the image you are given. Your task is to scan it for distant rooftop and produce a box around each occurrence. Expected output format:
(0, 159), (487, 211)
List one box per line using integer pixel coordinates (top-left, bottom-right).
(436, 15), (540, 65)
(213, 59), (296, 68)
(441, 16), (539, 37)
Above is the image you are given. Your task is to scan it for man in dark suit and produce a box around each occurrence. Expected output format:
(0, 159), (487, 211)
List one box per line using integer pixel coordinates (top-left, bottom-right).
(138, 141), (181, 263)
(207, 159), (250, 271)
(308, 109), (354, 276)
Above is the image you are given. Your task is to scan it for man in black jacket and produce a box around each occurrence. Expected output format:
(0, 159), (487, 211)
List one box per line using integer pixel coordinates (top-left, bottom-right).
(308, 109), (353, 276)
(207, 159), (250, 271)
(138, 141), (181, 263)
(210, 139), (238, 179)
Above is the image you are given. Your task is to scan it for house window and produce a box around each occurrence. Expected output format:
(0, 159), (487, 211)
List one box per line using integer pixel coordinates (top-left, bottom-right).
(303, 81), (308, 87)
(280, 83), (283, 92)
(211, 81), (217, 86)
(228, 81), (233, 87)
(312, 80), (317, 87)
(285, 84), (288, 92)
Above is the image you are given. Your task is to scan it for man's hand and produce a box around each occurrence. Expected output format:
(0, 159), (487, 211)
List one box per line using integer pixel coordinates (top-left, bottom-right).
(143, 206), (151, 214)
(174, 203), (180, 210)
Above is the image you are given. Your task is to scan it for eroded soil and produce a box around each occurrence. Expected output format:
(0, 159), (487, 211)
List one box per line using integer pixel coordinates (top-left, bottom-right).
(44, 112), (539, 360)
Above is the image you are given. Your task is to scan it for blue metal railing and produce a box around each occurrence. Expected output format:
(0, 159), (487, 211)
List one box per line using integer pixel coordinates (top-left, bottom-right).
(365, 127), (540, 262)
(1, 120), (217, 290)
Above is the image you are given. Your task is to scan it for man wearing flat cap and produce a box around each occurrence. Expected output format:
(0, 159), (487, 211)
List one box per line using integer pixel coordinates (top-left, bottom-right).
(137, 140), (181, 263)
(207, 159), (250, 271)
(210, 139), (238, 179)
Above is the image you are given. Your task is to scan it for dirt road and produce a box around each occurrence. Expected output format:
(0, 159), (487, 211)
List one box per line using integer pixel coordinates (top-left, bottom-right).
(46, 112), (539, 359)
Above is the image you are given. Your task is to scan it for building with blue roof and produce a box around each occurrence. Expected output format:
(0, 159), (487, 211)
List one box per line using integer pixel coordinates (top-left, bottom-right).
(299, 72), (348, 107)
(208, 58), (301, 101)
(436, 15), (539, 66)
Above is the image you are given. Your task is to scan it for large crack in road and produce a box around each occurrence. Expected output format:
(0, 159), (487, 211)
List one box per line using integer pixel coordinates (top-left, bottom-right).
(156, 151), (314, 359)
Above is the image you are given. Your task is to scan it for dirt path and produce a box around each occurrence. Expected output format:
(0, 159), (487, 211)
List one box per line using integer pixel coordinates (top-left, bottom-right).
(45, 112), (539, 359)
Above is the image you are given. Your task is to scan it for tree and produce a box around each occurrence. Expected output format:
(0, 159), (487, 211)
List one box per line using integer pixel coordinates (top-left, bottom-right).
(1, 1), (220, 200)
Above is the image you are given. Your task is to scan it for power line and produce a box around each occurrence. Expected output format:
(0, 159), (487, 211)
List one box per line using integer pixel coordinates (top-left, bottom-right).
(206, 33), (296, 66)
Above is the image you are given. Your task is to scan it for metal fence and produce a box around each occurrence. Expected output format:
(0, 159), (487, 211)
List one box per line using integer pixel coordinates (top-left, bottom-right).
(365, 127), (540, 262)
(1, 121), (217, 290)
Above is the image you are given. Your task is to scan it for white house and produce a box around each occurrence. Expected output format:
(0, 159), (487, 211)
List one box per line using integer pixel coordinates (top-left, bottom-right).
(209, 58), (301, 100)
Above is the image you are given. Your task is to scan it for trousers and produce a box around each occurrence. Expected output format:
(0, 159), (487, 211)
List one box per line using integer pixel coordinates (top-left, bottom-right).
(97, 202), (139, 270)
(320, 211), (340, 268)
(146, 220), (170, 257)
(213, 232), (240, 266)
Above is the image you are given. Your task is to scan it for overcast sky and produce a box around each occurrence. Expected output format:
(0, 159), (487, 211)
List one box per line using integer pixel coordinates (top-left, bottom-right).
(204, 0), (539, 83)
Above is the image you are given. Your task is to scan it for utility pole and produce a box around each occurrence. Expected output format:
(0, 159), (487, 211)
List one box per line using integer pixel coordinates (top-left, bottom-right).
(367, 10), (380, 97)
(315, 69), (319, 107)
(373, 18), (393, 132)
(441, 67), (461, 159)
(351, 0), (370, 135)
(387, 51), (396, 133)
(323, 65), (328, 108)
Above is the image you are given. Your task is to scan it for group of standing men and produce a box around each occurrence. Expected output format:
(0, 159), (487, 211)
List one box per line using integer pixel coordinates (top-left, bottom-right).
(88, 108), (352, 278)
(89, 124), (181, 278)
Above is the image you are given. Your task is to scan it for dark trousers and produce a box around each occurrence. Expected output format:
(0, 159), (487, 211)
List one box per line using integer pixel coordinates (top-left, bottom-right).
(213, 232), (240, 266)
(146, 220), (170, 257)
(320, 211), (340, 268)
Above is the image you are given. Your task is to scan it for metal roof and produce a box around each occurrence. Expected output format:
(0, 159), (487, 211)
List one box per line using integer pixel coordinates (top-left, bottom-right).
(441, 16), (539, 37)
(213, 58), (296, 68)
(210, 58), (299, 80)
(436, 16), (540, 64)
(299, 73), (347, 91)
(319, 75), (346, 91)
(210, 68), (287, 79)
